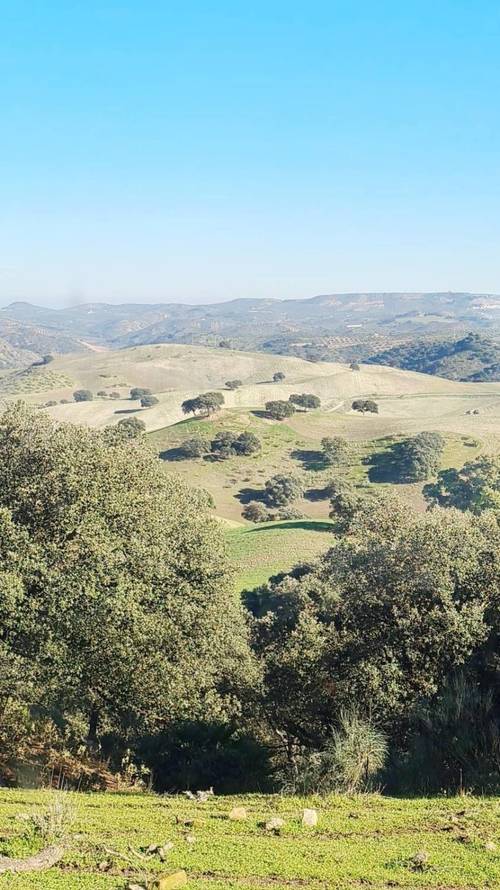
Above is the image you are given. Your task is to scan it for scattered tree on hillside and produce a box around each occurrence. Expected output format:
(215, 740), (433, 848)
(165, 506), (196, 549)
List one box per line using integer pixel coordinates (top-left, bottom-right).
(109, 391), (121, 399)
(180, 437), (211, 458)
(289, 393), (321, 410)
(264, 473), (303, 507)
(327, 478), (363, 531)
(235, 431), (261, 455)
(273, 371), (286, 382)
(225, 380), (242, 390)
(73, 389), (93, 402)
(321, 436), (352, 466)
(423, 454), (500, 514)
(141, 395), (159, 408)
(181, 392), (225, 417)
(350, 362), (361, 371)
(265, 400), (296, 421)
(352, 398), (378, 414)
(130, 387), (152, 401)
(219, 339), (232, 349)
(42, 355), (54, 365)
(391, 431), (444, 482)
(243, 502), (270, 523)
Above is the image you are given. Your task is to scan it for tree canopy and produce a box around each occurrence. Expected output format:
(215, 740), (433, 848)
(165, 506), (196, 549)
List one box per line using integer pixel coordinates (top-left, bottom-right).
(265, 400), (296, 421)
(0, 403), (254, 749)
(424, 454), (500, 514)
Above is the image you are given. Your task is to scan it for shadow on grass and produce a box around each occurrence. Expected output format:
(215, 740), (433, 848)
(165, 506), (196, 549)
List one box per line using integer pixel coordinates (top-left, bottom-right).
(235, 487), (266, 504)
(114, 408), (144, 415)
(290, 448), (327, 472)
(159, 447), (189, 462)
(245, 520), (333, 533)
(366, 445), (402, 483)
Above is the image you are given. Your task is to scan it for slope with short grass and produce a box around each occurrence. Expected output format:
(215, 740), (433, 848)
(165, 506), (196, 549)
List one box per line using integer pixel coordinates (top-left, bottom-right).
(0, 789), (498, 888)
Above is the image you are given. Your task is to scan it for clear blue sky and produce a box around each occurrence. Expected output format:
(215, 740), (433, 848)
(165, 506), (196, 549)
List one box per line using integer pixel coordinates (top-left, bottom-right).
(1, 1), (499, 306)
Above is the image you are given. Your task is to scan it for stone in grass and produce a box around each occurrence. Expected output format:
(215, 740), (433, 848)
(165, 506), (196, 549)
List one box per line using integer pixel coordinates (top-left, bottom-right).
(265, 817), (284, 833)
(410, 850), (429, 872)
(302, 808), (318, 827)
(156, 871), (188, 889)
(229, 806), (248, 821)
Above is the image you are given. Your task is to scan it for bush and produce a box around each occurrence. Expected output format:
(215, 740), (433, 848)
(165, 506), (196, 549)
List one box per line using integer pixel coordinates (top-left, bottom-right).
(289, 393), (321, 410)
(280, 714), (387, 795)
(273, 371), (286, 382)
(265, 400), (296, 421)
(73, 390), (93, 402)
(321, 436), (352, 466)
(130, 387), (151, 401)
(235, 432), (261, 456)
(243, 502), (269, 522)
(181, 437), (210, 458)
(141, 395), (159, 408)
(225, 380), (242, 390)
(350, 362), (361, 371)
(352, 399), (378, 414)
(109, 392), (121, 399)
(264, 474), (303, 507)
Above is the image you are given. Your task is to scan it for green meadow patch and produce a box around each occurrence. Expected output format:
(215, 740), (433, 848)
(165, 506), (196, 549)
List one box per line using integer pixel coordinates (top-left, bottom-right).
(0, 790), (498, 888)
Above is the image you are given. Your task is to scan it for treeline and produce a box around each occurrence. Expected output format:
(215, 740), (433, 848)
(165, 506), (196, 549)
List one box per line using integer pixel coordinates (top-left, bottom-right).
(366, 332), (500, 382)
(0, 403), (499, 795)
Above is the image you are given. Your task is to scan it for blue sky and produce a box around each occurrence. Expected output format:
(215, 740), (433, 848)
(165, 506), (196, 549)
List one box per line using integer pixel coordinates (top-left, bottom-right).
(1, 1), (499, 306)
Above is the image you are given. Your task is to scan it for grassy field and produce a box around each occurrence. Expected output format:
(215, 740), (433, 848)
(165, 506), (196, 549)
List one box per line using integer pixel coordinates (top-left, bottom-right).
(0, 789), (498, 888)
(225, 520), (335, 590)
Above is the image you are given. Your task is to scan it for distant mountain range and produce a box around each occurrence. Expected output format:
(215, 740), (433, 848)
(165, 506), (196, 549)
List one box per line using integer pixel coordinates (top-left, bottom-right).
(0, 292), (499, 377)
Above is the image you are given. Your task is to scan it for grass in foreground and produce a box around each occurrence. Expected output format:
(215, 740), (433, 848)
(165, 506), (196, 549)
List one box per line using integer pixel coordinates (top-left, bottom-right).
(0, 790), (498, 888)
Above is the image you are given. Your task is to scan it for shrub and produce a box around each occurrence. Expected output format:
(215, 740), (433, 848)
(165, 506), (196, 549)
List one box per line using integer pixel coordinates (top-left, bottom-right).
(265, 400), (295, 421)
(243, 501), (270, 522)
(289, 393), (321, 410)
(235, 432), (261, 456)
(225, 380), (242, 390)
(321, 436), (352, 466)
(264, 474), (303, 507)
(130, 387), (151, 401)
(273, 371), (286, 382)
(141, 395), (159, 408)
(352, 399), (378, 414)
(350, 362), (361, 371)
(73, 390), (93, 402)
(181, 437), (210, 458)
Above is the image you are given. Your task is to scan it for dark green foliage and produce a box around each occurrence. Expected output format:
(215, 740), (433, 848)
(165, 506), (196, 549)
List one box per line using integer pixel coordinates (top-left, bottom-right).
(424, 454), (500, 513)
(115, 417), (146, 439)
(225, 379), (242, 390)
(140, 394), (159, 408)
(321, 436), (352, 466)
(265, 400), (296, 420)
(182, 392), (225, 416)
(180, 437), (211, 458)
(264, 473), (303, 507)
(273, 371), (286, 382)
(130, 387), (152, 400)
(367, 332), (500, 382)
(391, 431), (444, 482)
(234, 431), (261, 456)
(138, 721), (272, 793)
(249, 501), (499, 760)
(352, 398), (378, 414)
(350, 362), (361, 371)
(0, 403), (254, 761)
(73, 389), (93, 402)
(327, 478), (363, 530)
(289, 393), (321, 410)
(243, 501), (270, 522)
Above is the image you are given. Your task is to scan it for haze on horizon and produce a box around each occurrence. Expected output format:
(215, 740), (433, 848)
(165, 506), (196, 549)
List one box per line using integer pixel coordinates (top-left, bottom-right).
(1, 1), (500, 308)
